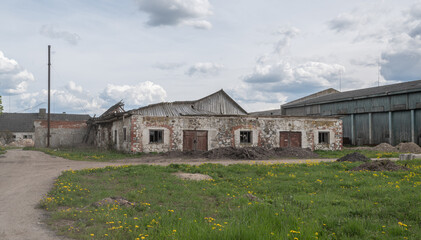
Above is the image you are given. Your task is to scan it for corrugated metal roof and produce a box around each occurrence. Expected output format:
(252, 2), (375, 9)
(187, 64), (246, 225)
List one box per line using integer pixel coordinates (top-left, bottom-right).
(0, 112), (90, 132)
(129, 89), (248, 117)
(282, 79), (421, 108)
(131, 102), (217, 116)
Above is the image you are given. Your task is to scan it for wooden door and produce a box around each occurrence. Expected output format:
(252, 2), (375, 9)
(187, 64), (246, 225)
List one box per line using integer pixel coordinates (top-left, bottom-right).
(280, 131), (302, 148)
(183, 130), (208, 151)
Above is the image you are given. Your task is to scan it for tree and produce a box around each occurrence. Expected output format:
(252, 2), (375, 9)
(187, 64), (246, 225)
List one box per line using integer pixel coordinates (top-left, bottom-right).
(0, 96), (3, 114)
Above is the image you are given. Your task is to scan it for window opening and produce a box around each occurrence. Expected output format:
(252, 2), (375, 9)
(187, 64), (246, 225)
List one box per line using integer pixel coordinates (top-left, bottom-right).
(240, 131), (252, 144)
(318, 132), (330, 144)
(150, 130), (163, 143)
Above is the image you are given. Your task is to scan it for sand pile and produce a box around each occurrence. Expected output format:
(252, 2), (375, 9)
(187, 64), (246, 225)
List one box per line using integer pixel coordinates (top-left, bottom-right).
(372, 143), (398, 152)
(396, 142), (421, 153)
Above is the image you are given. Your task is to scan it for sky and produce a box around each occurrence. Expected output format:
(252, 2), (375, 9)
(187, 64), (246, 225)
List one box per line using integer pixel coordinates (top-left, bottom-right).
(1, 0), (421, 116)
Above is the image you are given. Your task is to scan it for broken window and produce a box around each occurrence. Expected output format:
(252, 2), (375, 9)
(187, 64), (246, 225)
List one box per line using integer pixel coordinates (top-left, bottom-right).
(123, 128), (127, 141)
(150, 130), (163, 143)
(23, 135), (27, 139)
(318, 132), (330, 144)
(28, 135), (32, 139)
(240, 131), (252, 144)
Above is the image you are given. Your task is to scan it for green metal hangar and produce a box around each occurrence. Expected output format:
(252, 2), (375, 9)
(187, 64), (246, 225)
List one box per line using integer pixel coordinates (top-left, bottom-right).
(281, 80), (421, 146)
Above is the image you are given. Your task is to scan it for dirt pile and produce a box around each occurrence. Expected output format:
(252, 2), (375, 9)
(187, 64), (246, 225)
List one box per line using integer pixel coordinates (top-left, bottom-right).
(203, 147), (319, 160)
(372, 143), (398, 152)
(7, 139), (34, 147)
(203, 147), (273, 160)
(351, 160), (410, 171)
(162, 147), (319, 160)
(273, 147), (319, 159)
(396, 142), (421, 153)
(93, 197), (135, 207)
(337, 152), (370, 162)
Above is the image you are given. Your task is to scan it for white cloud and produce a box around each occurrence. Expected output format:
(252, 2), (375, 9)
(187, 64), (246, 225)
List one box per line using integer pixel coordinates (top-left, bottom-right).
(186, 62), (224, 76)
(0, 51), (34, 95)
(327, 13), (360, 33)
(273, 27), (300, 54)
(39, 25), (81, 45)
(66, 81), (83, 94)
(136, 0), (212, 29)
(100, 81), (167, 109)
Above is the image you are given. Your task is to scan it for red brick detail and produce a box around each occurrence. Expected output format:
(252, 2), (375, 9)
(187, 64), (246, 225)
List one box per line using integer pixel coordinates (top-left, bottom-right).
(37, 120), (86, 129)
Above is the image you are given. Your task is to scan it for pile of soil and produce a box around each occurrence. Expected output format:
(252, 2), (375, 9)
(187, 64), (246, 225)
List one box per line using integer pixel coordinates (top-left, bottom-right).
(372, 143), (398, 152)
(203, 147), (273, 160)
(92, 196), (135, 207)
(337, 152), (370, 162)
(273, 147), (319, 159)
(396, 142), (421, 153)
(350, 160), (410, 171)
(162, 147), (319, 160)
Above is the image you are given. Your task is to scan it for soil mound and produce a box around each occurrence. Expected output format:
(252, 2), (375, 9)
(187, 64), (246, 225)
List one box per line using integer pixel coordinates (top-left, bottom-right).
(203, 147), (274, 160)
(162, 147), (319, 160)
(396, 142), (421, 153)
(337, 152), (370, 162)
(372, 143), (398, 152)
(93, 196), (135, 207)
(350, 160), (410, 171)
(273, 147), (319, 159)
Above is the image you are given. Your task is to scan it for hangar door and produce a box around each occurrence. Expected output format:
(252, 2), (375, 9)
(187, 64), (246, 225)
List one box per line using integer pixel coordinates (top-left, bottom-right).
(183, 130), (208, 151)
(280, 131), (302, 148)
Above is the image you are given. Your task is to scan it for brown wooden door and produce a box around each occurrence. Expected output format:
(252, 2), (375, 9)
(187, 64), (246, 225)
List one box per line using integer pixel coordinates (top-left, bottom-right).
(183, 130), (208, 151)
(280, 131), (302, 148)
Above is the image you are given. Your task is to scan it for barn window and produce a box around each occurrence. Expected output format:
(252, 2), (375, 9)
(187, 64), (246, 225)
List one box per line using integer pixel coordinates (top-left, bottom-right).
(150, 130), (163, 143)
(318, 132), (330, 144)
(123, 128), (127, 141)
(240, 131), (252, 144)
(114, 130), (117, 143)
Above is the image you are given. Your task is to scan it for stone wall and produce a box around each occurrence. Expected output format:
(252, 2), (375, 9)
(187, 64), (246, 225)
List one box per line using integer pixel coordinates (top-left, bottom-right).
(34, 120), (88, 148)
(117, 115), (342, 153)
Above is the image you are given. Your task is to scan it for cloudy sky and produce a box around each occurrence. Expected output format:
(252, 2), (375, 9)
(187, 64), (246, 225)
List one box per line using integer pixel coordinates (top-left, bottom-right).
(1, 0), (421, 115)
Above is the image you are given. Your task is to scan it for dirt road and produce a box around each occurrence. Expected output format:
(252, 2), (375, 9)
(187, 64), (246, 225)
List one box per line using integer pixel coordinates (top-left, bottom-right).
(0, 149), (335, 240)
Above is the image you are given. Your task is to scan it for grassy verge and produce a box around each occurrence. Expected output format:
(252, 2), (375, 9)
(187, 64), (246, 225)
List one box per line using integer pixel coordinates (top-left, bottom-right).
(40, 160), (421, 239)
(314, 149), (399, 159)
(23, 147), (154, 161)
(0, 146), (5, 155)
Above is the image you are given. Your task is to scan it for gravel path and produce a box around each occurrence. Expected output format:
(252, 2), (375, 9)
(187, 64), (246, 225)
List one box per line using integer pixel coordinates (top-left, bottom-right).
(0, 149), (336, 240)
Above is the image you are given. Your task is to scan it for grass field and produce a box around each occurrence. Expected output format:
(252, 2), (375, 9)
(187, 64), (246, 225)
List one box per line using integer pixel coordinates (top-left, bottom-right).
(40, 159), (421, 240)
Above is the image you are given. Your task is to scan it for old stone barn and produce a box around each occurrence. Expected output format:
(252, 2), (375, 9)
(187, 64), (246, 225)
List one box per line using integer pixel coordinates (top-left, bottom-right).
(90, 90), (342, 153)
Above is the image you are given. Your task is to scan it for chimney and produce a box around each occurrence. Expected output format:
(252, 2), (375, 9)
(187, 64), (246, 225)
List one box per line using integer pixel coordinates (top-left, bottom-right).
(39, 108), (47, 119)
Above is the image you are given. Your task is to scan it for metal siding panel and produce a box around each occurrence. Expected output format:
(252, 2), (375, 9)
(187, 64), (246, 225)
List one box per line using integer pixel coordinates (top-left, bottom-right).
(408, 93), (421, 109)
(392, 111), (411, 145)
(341, 116), (351, 143)
(371, 112), (390, 145)
(415, 110), (421, 144)
(354, 114), (370, 145)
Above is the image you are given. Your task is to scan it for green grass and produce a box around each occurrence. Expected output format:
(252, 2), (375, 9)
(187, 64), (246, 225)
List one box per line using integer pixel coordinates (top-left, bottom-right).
(0, 146), (5, 155)
(23, 147), (156, 161)
(314, 149), (399, 159)
(40, 160), (421, 239)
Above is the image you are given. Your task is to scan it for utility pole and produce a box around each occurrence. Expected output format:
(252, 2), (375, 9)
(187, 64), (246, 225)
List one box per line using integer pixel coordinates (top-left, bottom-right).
(47, 45), (51, 147)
